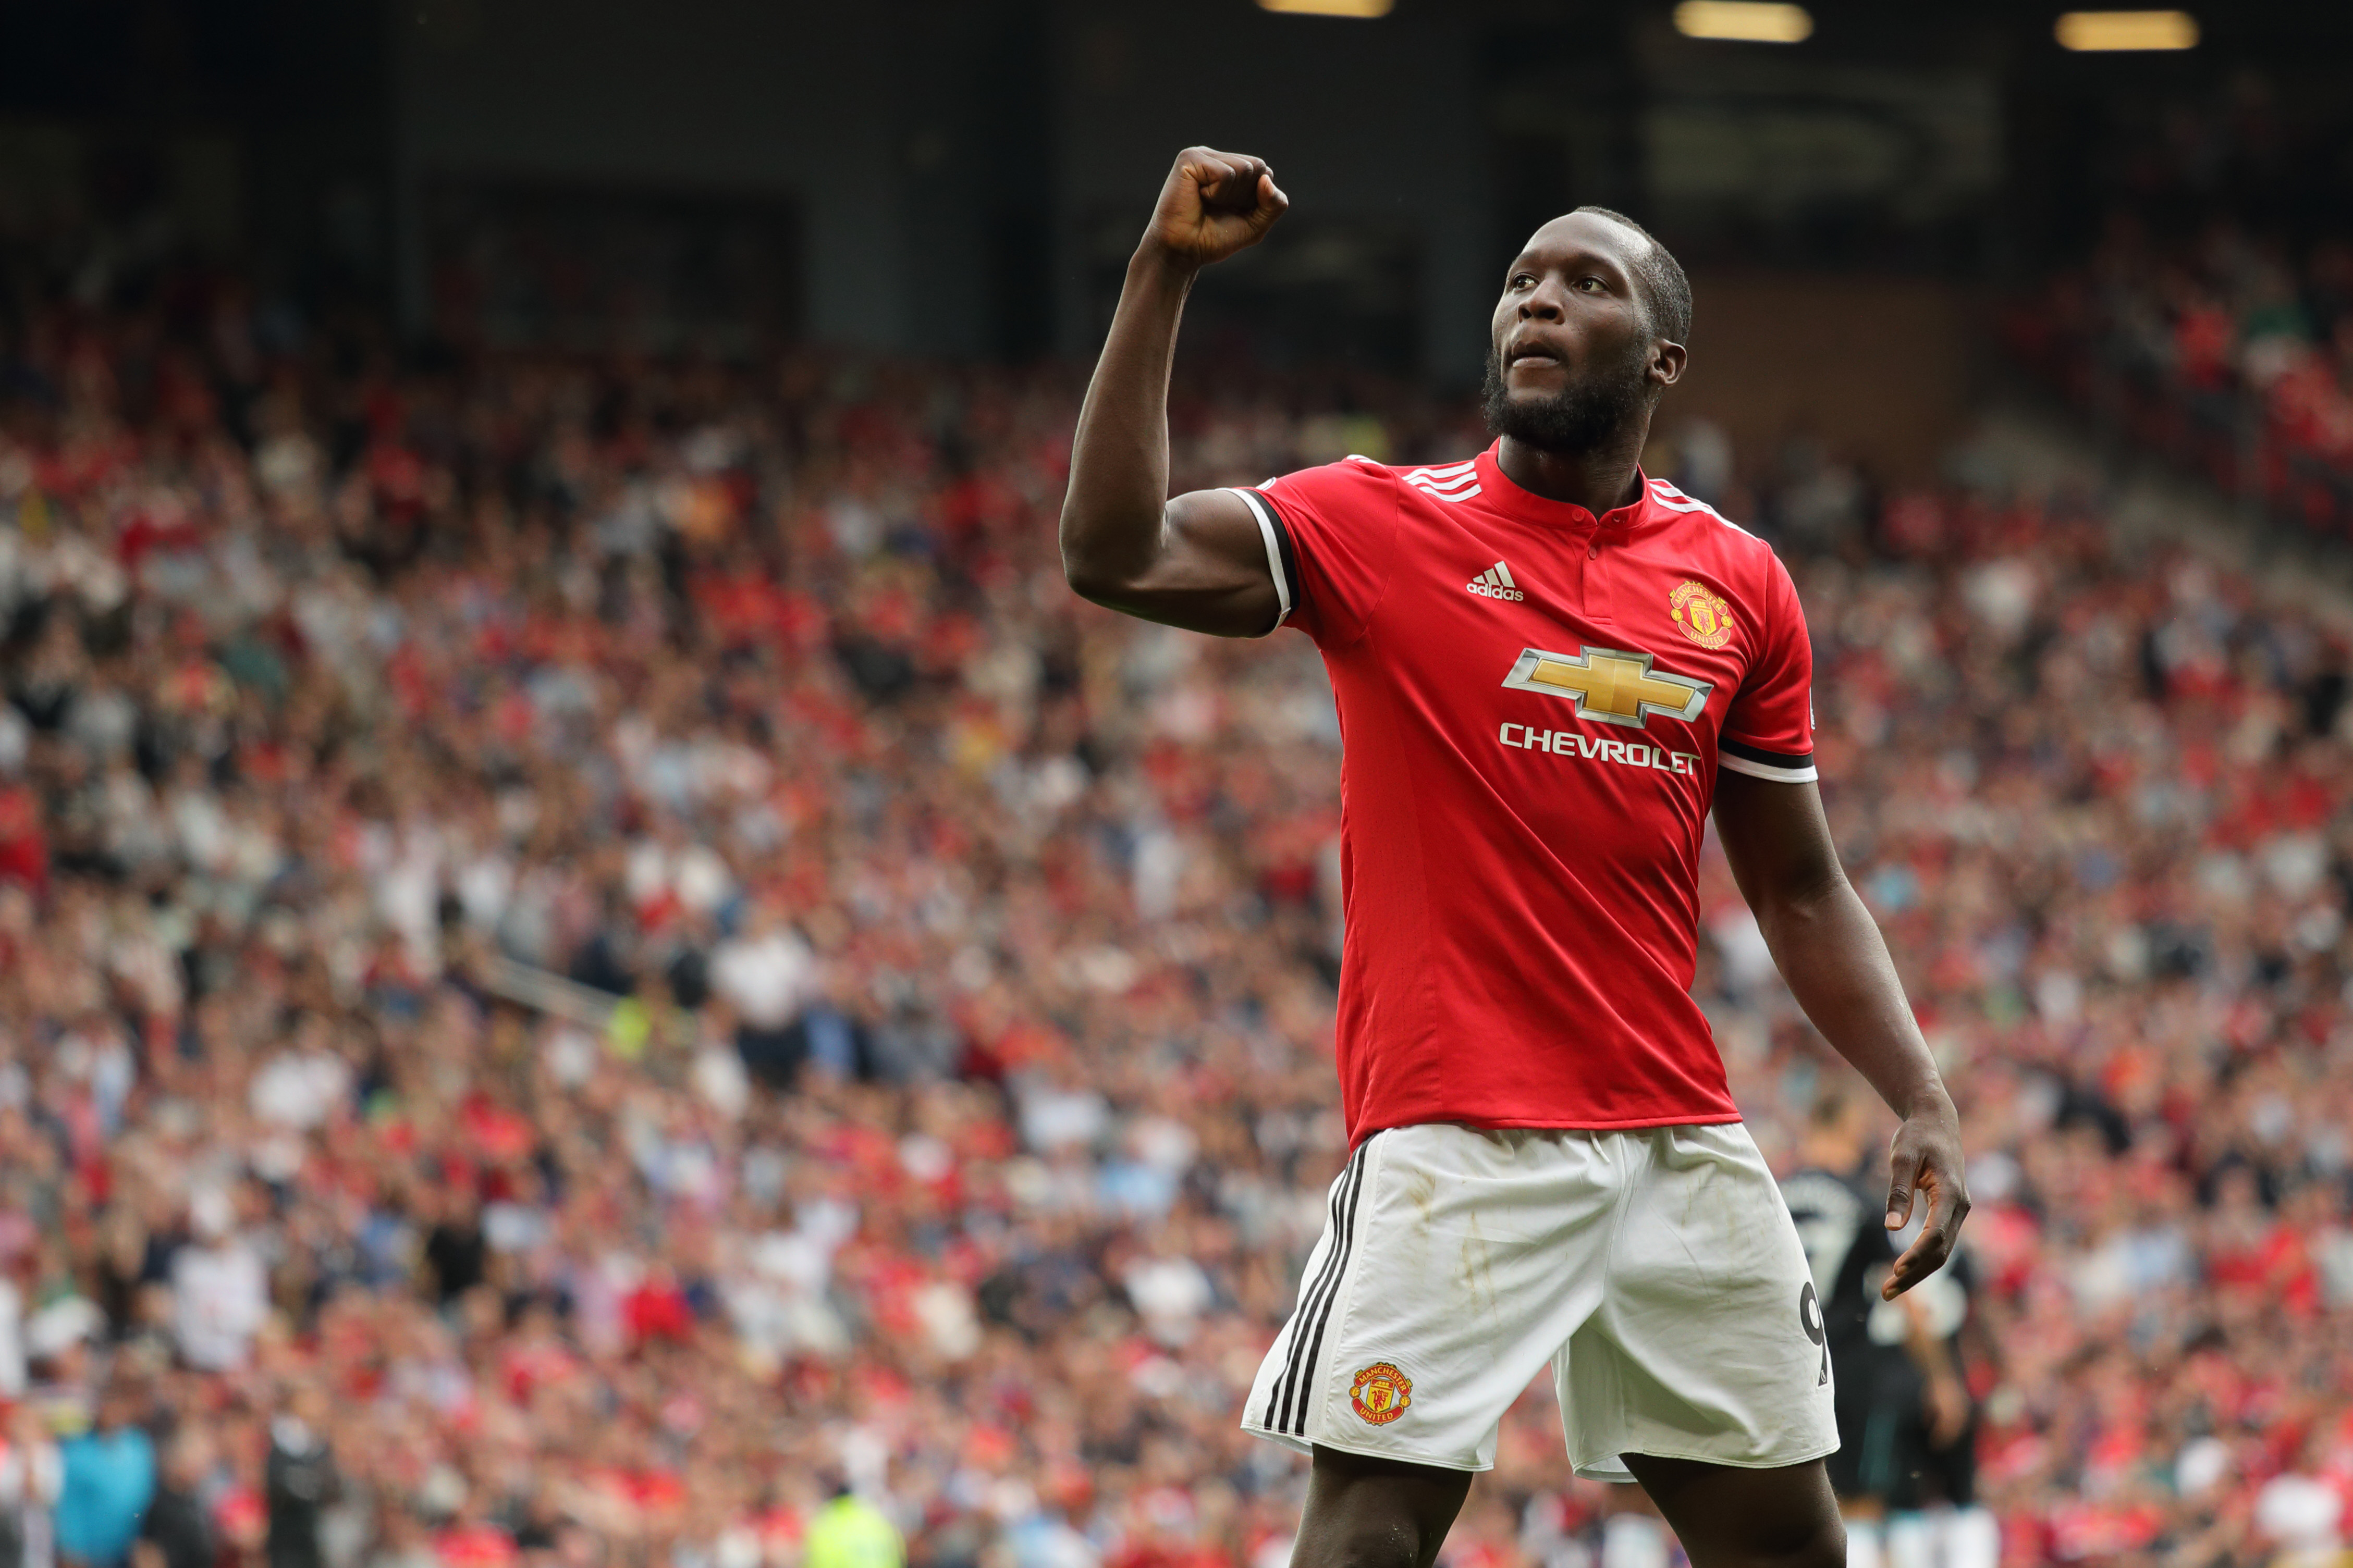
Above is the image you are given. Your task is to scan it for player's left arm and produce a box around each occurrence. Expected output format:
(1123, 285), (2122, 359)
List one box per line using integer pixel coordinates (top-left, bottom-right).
(1712, 771), (1969, 1299)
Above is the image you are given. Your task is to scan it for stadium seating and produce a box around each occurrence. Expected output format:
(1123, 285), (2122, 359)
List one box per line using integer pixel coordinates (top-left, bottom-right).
(1, 290), (2350, 1568)
(2013, 225), (2353, 544)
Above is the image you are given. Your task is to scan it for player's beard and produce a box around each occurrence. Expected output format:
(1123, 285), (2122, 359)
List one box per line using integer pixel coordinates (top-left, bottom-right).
(1480, 336), (1652, 455)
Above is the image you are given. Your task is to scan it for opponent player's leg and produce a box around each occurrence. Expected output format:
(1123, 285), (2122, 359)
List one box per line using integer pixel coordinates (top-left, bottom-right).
(1290, 1446), (1472, 1568)
(1621, 1455), (1843, 1568)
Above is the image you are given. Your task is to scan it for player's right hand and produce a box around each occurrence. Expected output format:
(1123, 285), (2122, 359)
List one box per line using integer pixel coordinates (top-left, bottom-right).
(1139, 147), (1288, 270)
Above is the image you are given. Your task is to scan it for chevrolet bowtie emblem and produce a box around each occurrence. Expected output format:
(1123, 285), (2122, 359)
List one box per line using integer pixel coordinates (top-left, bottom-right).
(1501, 646), (1712, 729)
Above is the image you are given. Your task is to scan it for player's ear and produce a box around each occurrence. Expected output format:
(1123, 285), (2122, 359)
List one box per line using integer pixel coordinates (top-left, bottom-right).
(1650, 340), (1687, 390)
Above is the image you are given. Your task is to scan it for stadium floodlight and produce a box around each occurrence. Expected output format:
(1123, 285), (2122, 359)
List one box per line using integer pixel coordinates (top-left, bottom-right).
(1256, 0), (1392, 15)
(2054, 10), (2199, 50)
(1672, 2), (1814, 43)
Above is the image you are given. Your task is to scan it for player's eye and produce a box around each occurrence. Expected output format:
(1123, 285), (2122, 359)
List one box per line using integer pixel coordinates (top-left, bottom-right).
(1509, 273), (1535, 289)
(1576, 276), (1605, 292)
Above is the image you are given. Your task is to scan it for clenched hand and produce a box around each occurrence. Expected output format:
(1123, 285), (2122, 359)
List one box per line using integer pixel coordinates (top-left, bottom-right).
(1141, 147), (1289, 271)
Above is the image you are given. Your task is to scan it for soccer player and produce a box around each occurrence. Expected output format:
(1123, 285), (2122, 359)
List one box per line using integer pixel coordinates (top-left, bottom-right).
(1060, 148), (1969, 1568)
(1781, 1094), (1909, 1562)
(1783, 1094), (1993, 1568)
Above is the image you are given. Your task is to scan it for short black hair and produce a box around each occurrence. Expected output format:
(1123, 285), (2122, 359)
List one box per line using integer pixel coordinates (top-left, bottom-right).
(1571, 205), (1692, 347)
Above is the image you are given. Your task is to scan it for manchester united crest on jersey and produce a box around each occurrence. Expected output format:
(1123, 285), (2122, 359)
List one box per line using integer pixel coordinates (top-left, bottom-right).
(1350, 1362), (1413, 1425)
(1669, 579), (1734, 650)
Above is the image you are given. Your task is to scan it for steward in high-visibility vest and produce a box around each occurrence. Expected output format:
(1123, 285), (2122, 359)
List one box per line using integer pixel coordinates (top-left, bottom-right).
(802, 1491), (903, 1568)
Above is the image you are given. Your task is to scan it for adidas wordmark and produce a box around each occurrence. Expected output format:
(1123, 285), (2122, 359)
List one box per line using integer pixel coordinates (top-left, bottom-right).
(1466, 561), (1524, 601)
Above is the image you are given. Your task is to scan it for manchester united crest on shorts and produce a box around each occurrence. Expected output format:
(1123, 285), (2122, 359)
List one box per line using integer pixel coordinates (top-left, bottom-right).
(1349, 1362), (1413, 1425)
(1669, 580), (1734, 650)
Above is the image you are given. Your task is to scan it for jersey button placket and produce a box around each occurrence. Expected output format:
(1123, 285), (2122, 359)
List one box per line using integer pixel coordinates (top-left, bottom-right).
(1581, 524), (1620, 626)
(1566, 523), (1595, 615)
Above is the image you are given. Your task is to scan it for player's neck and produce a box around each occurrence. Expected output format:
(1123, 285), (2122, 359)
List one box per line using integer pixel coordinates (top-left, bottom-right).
(1496, 427), (1648, 519)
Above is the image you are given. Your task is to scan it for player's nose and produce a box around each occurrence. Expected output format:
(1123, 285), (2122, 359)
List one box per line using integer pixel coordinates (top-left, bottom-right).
(1517, 274), (1568, 320)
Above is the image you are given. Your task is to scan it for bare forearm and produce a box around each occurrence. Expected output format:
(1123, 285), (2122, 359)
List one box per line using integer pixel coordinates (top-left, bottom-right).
(1757, 878), (1949, 1120)
(1715, 772), (1968, 1289)
(1057, 149), (1286, 636)
(1061, 248), (1195, 592)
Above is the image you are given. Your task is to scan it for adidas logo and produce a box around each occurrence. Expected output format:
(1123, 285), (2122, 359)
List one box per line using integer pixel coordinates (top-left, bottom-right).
(1466, 561), (1524, 601)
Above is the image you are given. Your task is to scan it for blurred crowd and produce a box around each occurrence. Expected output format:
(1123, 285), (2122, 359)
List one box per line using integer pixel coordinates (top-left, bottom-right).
(2002, 58), (2353, 545)
(0, 279), (2350, 1568)
(2013, 217), (2353, 539)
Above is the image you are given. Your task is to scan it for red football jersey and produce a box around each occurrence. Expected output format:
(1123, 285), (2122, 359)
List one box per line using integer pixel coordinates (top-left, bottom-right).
(1230, 441), (1817, 1141)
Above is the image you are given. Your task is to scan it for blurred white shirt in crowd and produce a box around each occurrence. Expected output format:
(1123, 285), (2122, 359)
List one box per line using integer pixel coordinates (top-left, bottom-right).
(172, 1214), (270, 1372)
(710, 917), (817, 1030)
(250, 1046), (353, 1130)
(2256, 1473), (2343, 1557)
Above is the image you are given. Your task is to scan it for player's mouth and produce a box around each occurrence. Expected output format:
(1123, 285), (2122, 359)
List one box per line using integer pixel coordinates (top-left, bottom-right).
(1504, 341), (1565, 370)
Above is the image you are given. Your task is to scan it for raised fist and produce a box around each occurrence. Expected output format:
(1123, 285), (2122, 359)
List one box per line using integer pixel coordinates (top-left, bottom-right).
(1139, 147), (1289, 269)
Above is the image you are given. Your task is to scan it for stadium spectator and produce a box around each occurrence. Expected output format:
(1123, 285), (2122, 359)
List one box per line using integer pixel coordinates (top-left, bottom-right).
(168, 1189), (268, 1374)
(131, 1430), (215, 1568)
(710, 897), (821, 1088)
(53, 1384), (153, 1568)
(1, 1406), (64, 1568)
(265, 1383), (340, 1568)
(802, 1486), (901, 1568)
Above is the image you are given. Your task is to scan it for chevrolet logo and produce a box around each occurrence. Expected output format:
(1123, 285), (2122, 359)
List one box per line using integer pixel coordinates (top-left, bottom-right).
(1501, 645), (1712, 729)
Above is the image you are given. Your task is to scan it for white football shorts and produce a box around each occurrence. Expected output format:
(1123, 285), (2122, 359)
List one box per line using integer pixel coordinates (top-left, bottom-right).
(1242, 1122), (1839, 1478)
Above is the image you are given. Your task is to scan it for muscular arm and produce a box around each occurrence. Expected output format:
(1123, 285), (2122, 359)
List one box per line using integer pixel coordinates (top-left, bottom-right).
(1713, 770), (1970, 1297)
(1061, 149), (1291, 637)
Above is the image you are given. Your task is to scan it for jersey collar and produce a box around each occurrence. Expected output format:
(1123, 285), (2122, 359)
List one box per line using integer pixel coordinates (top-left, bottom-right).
(1475, 441), (1660, 533)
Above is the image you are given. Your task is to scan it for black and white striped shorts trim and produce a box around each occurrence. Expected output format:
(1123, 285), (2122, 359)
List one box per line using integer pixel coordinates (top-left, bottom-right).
(1262, 1138), (1374, 1437)
(1719, 737), (1818, 783)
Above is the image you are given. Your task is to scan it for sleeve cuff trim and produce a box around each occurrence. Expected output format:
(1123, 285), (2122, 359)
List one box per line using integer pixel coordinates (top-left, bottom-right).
(1720, 736), (1813, 769)
(1719, 754), (1820, 783)
(1230, 488), (1296, 635)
